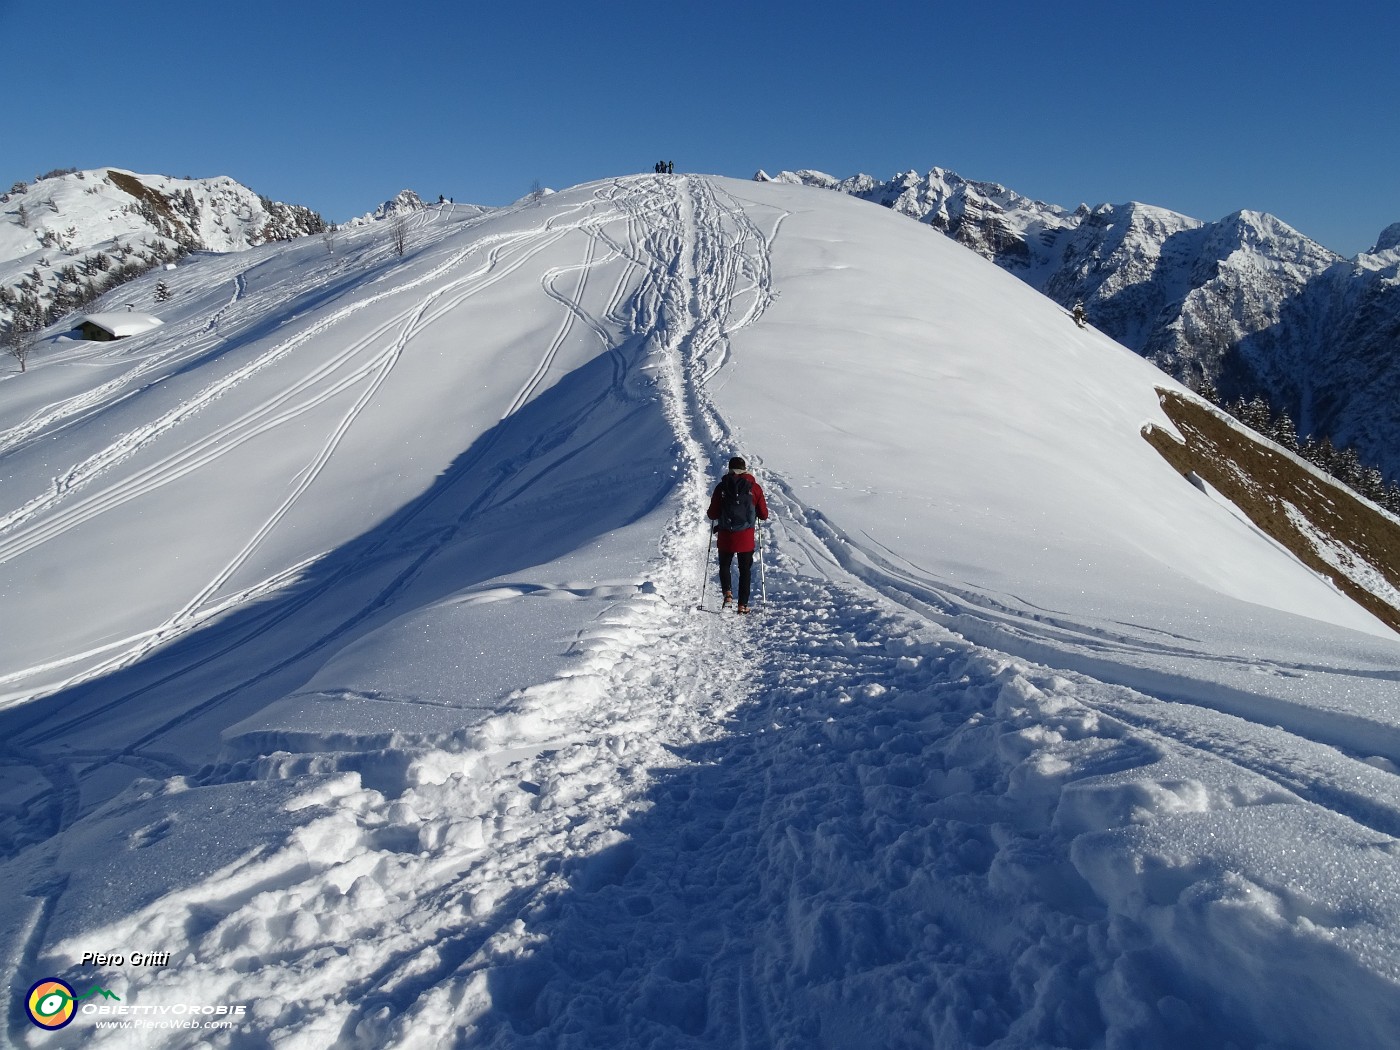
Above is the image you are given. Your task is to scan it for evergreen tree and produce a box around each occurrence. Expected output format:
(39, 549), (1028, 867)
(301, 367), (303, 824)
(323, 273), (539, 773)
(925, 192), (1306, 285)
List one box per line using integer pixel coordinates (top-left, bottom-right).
(1241, 395), (1272, 434)
(1270, 410), (1299, 452)
(1334, 446), (1363, 489)
(1311, 436), (1339, 475)
(1359, 466), (1386, 503)
(1384, 483), (1400, 516)
(1191, 374), (1221, 405)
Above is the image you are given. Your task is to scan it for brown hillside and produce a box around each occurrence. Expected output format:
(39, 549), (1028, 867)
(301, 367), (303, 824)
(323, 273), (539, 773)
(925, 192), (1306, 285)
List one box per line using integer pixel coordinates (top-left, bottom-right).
(1143, 388), (1400, 635)
(107, 169), (179, 223)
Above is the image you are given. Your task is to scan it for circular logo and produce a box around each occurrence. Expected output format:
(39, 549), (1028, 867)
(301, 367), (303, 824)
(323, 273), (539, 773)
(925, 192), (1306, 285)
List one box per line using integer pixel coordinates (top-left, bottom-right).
(26, 978), (77, 1030)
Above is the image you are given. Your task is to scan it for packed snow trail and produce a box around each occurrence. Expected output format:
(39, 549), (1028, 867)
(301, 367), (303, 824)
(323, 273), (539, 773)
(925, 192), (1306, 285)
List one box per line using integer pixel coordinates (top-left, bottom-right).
(25, 563), (1400, 1048)
(3, 176), (1400, 1050)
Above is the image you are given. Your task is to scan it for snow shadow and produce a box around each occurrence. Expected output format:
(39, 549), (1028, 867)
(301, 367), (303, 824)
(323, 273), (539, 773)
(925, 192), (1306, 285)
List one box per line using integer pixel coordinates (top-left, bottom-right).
(0, 340), (676, 856)
(465, 575), (1188, 1049)
(465, 561), (1371, 1049)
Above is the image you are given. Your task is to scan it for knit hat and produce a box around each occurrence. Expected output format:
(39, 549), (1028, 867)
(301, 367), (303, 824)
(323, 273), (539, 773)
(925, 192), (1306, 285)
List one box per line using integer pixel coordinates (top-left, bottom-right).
(728, 456), (746, 472)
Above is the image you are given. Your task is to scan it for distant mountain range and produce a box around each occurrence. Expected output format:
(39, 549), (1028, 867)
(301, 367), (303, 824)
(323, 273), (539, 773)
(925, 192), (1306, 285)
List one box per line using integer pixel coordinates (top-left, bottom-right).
(0, 168), (328, 334)
(5, 164), (1398, 481)
(759, 168), (1400, 481)
(0, 172), (505, 343)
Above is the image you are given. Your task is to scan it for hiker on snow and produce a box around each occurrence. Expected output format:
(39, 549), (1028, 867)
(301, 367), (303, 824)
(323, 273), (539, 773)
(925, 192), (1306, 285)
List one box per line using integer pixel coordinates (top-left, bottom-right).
(707, 456), (769, 613)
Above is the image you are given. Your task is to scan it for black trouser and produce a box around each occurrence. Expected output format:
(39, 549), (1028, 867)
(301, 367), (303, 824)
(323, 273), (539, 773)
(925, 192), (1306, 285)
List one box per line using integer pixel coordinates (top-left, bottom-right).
(718, 551), (755, 605)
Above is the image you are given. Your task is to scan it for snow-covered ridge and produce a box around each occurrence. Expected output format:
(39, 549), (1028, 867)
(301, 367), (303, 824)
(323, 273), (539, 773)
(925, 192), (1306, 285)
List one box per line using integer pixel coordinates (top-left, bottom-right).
(2, 174), (1399, 1047)
(339, 189), (496, 231)
(771, 166), (1400, 480)
(0, 167), (326, 332)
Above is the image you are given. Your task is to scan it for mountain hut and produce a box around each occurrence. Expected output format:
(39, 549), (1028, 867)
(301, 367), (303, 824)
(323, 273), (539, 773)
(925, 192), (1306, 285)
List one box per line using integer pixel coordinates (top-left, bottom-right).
(73, 311), (165, 341)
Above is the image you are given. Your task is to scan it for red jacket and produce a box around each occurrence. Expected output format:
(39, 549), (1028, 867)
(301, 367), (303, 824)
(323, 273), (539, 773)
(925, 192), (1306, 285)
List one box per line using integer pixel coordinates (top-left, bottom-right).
(707, 472), (769, 554)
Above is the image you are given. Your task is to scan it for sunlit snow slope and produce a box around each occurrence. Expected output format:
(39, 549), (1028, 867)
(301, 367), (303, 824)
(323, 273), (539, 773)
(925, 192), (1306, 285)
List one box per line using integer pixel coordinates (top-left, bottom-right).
(2, 175), (1399, 1050)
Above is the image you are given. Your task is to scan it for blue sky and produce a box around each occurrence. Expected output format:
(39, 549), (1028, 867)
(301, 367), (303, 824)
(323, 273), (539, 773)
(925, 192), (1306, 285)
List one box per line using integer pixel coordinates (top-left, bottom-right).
(3, 0), (1396, 255)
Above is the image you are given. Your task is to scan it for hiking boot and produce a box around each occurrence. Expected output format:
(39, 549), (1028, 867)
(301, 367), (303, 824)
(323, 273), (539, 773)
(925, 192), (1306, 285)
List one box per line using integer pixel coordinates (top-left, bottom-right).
(722, 592), (733, 609)
(737, 604), (750, 615)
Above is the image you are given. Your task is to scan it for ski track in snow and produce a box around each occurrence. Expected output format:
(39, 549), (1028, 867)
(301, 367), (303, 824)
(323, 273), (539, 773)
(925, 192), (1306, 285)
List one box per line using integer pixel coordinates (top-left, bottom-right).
(0, 202), (618, 697)
(0, 186), (682, 840)
(0, 210), (542, 555)
(6, 176), (1400, 1049)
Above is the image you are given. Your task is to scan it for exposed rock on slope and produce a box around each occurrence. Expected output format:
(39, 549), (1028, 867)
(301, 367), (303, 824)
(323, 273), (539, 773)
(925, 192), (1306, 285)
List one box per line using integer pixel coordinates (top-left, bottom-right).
(1, 168), (325, 332)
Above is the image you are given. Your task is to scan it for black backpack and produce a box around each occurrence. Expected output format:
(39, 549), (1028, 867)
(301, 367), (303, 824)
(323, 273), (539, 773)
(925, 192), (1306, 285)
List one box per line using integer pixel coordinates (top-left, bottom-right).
(716, 473), (756, 531)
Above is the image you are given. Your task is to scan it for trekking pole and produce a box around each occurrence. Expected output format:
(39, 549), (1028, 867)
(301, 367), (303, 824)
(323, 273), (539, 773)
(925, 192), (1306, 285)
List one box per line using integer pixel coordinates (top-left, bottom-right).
(698, 526), (714, 609)
(757, 524), (768, 607)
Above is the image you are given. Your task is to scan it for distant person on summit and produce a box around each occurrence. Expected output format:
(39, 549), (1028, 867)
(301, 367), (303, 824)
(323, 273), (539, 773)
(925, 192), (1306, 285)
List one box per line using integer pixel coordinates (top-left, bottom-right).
(707, 456), (769, 613)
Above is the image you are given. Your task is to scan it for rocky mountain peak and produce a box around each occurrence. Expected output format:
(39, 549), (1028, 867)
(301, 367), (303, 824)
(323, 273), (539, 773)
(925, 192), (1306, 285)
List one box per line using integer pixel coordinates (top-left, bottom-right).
(774, 166), (1400, 480)
(1371, 222), (1400, 254)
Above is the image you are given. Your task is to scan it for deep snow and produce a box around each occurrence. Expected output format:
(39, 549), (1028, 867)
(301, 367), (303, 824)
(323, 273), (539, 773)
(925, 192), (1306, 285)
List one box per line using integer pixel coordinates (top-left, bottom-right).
(2, 174), (1399, 1049)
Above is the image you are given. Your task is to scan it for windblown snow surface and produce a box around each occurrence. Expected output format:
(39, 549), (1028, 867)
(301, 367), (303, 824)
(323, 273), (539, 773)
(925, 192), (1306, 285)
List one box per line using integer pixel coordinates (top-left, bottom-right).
(3, 176), (1400, 1049)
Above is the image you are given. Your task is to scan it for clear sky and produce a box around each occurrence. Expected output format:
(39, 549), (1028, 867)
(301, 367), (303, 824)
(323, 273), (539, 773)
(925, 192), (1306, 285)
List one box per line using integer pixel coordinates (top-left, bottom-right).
(3, 0), (1396, 256)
